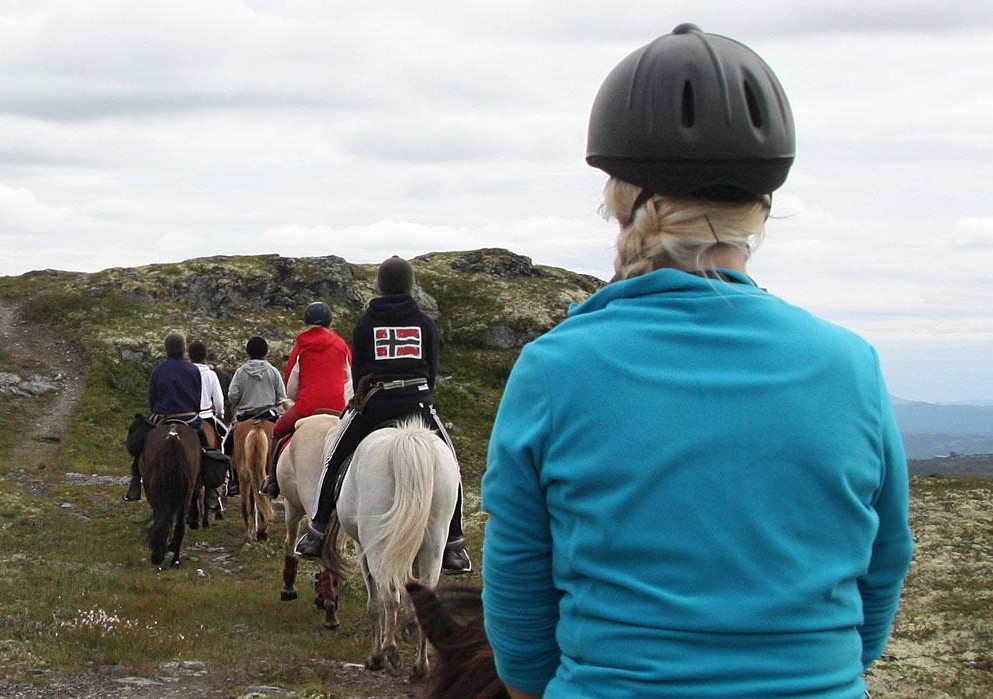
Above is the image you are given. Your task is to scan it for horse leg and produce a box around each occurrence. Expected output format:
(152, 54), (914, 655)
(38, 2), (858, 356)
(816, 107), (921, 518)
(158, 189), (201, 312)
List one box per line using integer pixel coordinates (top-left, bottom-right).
(187, 488), (201, 530)
(362, 557), (386, 672)
(240, 488), (255, 546)
(410, 536), (447, 679)
(256, 489), (275, 542)
(281, 499), (304, 601)
(251, 428), (274, 542)
(168, 509), (186, 567)
(148, 505), (169, 566)
(382, 588), (403, 677)
(201, 485), (211, 529)
(315, 567), (340, 629)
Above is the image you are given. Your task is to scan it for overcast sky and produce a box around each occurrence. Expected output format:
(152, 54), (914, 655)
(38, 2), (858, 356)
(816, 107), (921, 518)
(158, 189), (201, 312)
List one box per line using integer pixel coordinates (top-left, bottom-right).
(1, 2), (991, 404)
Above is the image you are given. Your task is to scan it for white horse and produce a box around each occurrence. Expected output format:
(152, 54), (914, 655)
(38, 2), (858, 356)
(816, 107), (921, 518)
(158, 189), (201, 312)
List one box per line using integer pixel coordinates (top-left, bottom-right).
(275, 412), (343, 628)
(326, 415), (460, 680)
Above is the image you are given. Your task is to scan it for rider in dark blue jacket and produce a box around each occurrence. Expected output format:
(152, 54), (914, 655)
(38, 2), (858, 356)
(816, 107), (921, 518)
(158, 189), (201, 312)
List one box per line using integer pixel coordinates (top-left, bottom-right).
(124, 330), (203, 501)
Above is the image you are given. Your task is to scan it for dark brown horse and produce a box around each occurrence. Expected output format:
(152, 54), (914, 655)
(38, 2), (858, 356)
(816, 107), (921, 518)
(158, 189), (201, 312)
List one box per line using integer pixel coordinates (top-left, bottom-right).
(140, 421), (202, 567)
(406, 583), (509, 699)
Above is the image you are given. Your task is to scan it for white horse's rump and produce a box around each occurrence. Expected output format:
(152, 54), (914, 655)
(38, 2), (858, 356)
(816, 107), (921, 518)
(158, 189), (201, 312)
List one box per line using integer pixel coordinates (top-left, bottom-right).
(330, 416), (459, 679)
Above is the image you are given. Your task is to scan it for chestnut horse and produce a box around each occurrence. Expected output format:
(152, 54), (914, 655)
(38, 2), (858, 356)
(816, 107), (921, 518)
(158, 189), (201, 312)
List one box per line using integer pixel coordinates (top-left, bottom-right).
(275, 412), (343, 629)
(140, 421), (202, 567)
(230, 418), (276, 545)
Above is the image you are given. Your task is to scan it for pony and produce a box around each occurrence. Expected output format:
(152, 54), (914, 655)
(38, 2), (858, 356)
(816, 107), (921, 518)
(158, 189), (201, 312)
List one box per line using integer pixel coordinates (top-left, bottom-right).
(230, 418), (276, 545)
(325, 416), (460, 679)
(140, 421), (202, 567)
(406, 582), (509, 699)
(274, 412), (344, 628)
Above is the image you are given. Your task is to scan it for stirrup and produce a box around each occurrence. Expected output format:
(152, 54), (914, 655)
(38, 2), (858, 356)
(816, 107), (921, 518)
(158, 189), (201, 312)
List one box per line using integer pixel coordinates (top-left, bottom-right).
(294, 525), (326, 559)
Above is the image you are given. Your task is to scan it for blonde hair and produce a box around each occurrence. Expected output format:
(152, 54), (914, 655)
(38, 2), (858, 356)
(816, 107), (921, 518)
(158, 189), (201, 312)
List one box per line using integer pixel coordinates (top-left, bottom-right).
(601, 178), (771, 280)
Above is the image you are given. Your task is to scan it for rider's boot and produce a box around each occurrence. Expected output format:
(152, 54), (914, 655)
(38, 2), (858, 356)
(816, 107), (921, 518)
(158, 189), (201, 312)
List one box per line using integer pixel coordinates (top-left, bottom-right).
(442, 537), (472, 575)
(123, 456), (142, 501)
(225, 463), (240, 497)
(442, 484), (471, 573)
(294, 522), (326, 559)
(259, 436), (284, 498)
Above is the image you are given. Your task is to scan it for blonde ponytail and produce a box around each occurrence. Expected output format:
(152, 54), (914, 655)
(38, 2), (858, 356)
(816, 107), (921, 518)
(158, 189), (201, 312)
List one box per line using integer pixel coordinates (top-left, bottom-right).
(601, 178), (770, 280)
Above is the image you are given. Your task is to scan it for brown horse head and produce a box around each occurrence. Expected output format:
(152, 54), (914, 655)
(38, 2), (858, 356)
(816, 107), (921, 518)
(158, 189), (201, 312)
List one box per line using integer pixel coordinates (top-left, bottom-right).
(407, 583), (509, 699)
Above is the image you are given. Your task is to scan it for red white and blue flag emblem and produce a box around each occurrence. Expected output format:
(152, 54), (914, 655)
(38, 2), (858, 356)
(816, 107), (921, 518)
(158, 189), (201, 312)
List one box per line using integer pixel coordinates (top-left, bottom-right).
(374, 326), (422, 360)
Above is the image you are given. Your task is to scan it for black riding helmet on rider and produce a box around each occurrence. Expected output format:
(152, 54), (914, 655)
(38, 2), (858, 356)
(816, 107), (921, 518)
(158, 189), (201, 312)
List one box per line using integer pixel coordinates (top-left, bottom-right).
(303, 301), (333, 328)
(586, 22), (795, 216)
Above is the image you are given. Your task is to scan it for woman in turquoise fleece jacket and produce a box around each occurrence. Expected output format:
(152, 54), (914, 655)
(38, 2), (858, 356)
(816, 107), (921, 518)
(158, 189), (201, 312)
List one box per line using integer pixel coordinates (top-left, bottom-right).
(481, 24), (913, 699)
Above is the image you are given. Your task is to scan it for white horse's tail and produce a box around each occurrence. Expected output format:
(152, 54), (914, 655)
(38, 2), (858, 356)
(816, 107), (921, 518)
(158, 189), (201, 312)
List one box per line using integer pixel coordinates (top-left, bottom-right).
(366, 417), (438, 599)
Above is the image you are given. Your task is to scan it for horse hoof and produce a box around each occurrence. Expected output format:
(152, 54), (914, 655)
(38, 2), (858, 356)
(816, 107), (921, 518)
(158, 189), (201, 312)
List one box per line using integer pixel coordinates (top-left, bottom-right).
(385, 648), (403, 677)
(281, 590), (298, 602)
(323, 600), (340, 629)
(366, 656), (384, 672)
(410, 665), (427, 682)
(257, 530), (268, 541)
(150, 554), (164, 566)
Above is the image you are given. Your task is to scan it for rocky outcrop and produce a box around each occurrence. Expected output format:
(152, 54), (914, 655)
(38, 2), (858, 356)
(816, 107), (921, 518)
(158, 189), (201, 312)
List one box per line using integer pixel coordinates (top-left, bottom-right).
(19, 249), (606, 370)
(449, 248), (545, 278)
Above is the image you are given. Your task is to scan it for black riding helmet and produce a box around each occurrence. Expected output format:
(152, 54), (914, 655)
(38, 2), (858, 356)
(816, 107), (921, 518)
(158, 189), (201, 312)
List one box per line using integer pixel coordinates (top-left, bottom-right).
(586, 23), (795, 200)
(303, 301), (332, 327)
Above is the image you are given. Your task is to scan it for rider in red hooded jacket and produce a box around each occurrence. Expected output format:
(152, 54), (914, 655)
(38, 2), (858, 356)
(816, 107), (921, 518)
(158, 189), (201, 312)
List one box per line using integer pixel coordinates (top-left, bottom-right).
(261, 302), (352, 497)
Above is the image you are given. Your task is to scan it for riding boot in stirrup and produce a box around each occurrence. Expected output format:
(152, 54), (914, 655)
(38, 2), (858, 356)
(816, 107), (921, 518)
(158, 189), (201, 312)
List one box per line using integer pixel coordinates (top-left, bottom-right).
(259, 473), (279, 498)
(442, 539), (472, 575)
(294, 523), (326, 559)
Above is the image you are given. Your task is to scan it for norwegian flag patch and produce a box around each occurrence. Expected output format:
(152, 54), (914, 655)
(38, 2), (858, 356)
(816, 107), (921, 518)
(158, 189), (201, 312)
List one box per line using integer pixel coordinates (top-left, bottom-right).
(374, 326), (422, 360)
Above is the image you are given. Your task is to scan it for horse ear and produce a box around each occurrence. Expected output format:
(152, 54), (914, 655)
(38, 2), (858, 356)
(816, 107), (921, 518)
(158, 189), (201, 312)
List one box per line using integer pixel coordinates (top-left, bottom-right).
(407, 582), (463, 648)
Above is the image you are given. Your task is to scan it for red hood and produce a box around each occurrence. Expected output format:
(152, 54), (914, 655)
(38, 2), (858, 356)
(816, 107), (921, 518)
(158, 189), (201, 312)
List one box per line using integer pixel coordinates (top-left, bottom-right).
(296, 326), (341, 351)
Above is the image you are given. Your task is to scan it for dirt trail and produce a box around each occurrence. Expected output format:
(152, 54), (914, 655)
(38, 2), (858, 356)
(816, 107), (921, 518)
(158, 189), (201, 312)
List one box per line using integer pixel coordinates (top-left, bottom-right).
(0, 299), (86, 499)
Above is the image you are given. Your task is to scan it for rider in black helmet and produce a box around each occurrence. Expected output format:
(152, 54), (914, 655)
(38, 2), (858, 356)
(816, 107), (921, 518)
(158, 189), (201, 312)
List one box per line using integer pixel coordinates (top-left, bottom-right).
(480, 24), (911, 699)
(294, 256), (472, 574)
(585, 22), (794, 208)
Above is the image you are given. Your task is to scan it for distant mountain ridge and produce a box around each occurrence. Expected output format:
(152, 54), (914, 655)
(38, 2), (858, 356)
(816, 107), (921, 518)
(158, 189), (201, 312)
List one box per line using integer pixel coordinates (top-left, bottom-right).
(891, 396), (993, 459)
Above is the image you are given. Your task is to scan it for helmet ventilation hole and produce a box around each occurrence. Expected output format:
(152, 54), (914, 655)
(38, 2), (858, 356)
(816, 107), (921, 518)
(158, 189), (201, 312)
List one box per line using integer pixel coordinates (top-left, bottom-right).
(681, 81), (695, 127)
(743, 80), (763, 128)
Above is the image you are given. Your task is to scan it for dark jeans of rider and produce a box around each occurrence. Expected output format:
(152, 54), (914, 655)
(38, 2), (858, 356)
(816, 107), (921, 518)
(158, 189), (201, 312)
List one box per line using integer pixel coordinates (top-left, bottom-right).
(313, 391), (463, 543)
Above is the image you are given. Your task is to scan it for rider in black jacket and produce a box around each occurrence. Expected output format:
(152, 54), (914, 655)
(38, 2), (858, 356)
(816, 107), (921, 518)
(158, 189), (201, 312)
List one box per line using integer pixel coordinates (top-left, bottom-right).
(294, 256), (472, 574)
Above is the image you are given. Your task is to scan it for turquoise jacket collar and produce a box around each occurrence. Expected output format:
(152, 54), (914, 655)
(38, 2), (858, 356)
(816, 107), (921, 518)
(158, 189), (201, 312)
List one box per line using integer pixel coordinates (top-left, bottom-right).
(569, 267), (761, 317)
